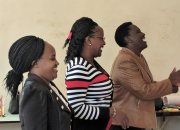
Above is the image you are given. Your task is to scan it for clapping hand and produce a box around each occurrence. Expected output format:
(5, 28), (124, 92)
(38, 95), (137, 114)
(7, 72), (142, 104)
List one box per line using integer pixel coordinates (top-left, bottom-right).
(169, 67), (180, 87)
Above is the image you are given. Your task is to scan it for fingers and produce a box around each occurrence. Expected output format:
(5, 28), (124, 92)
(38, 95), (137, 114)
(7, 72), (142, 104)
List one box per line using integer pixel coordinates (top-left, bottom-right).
(126, 115), (129, 128)
(171, 67), (176, 73)
(175, 70), (180, 80)
(125, 114), (129, 123)
(169, 69), (180, 85)
(122, 115), (129, 129)
(121, 120), (126, 129)
(115, 110), (129, 129)
(122, 120), (128, 129)
(125, 115), (129, 129)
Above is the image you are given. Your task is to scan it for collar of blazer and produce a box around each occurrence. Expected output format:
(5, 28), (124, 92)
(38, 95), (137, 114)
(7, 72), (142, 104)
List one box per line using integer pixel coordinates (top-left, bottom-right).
(121, 47), (154, 82)
(28, 73), (71, 113)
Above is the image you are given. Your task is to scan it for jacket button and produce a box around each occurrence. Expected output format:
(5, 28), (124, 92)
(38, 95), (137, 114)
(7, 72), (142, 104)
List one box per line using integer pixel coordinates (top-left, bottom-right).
(56, 97), (59, 100)
(61, 105), (64, 109)
(50, 90), (53, 93)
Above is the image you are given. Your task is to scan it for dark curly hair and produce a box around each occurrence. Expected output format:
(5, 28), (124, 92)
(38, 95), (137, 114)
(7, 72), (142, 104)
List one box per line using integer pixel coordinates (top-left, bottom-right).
(115, 22), (132, 47)
(4, 36), (44, 96)
(63, 17), (98, 63)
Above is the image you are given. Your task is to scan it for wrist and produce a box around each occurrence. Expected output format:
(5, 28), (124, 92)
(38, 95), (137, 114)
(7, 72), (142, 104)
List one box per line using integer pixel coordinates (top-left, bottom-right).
(109, 108), (114, 117)
(109, 107), (116, 118)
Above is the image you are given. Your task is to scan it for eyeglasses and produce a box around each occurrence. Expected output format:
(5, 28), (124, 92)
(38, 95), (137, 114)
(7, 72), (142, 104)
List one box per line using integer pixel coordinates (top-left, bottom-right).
(89, 35), (106, 41)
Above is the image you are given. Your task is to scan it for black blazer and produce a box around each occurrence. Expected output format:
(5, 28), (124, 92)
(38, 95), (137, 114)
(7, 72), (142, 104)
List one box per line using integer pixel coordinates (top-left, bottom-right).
(19, 73), (74, 130)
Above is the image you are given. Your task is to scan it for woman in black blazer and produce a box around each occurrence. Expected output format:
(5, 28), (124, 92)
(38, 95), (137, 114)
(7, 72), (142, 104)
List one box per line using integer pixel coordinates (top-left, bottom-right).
(4, 36), (74, 130)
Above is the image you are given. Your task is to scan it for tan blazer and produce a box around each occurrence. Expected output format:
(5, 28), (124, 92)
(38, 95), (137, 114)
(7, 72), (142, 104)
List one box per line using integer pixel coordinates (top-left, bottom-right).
(110, 47), (172, 129)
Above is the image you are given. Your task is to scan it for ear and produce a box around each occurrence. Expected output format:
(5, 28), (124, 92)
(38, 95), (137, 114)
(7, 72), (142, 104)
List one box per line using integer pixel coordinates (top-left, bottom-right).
(85, 36), (92, 46)
(31, 60), (38, 68)
(124, 36), (132, 43)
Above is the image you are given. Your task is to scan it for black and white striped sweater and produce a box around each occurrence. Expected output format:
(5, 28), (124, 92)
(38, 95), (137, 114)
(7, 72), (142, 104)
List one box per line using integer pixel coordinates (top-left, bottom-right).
(65, 57), (113, 130)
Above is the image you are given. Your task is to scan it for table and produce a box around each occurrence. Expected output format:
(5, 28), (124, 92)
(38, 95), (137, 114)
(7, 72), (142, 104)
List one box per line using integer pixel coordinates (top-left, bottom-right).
(0, 110), (20, 123)
(156, 111), (180, 117)
(154, 111), (180, 130)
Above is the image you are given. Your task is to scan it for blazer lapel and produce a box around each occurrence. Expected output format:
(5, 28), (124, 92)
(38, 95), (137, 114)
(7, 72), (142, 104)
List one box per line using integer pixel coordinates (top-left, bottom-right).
(28, 73), (71, 113)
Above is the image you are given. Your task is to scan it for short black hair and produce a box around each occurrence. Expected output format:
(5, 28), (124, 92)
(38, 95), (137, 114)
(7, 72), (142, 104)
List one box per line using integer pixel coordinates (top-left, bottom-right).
(4, 36), (44, 96)
(63, 17), (98, 63)
(115, 22), (132, 47)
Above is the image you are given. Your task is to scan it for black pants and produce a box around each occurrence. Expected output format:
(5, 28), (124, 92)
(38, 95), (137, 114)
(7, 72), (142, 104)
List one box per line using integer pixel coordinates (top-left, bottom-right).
(109, 125), (145, 130)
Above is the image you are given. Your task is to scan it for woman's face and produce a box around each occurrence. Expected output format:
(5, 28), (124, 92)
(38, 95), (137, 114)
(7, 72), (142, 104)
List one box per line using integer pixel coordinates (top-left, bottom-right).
(89, 26), (105, 57)
(35, 42), (59, 83)
(128, 24), (147, 50)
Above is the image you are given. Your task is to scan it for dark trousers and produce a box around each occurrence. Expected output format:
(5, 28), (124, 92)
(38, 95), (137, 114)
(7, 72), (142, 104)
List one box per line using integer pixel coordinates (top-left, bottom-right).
(109, 125), (145, 130)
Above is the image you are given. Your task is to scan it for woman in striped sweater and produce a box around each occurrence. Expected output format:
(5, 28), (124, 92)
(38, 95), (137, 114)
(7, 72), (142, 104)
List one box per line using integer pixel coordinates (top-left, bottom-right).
(63, 17), (129, 130)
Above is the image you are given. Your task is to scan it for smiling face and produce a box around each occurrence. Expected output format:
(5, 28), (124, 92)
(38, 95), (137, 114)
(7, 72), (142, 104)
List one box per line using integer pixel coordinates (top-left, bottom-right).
(31, 42), (59, 84)
(127, 24), (147, 51)
(89, 26), (105, 57)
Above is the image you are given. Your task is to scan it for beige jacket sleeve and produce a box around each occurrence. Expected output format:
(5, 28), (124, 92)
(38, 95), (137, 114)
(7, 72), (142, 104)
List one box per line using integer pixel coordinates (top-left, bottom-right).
(117, 58), (172, 100)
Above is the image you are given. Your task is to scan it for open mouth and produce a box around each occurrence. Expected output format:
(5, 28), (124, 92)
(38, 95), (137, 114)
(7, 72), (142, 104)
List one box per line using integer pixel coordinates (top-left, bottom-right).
(142, 37), (146, 42)
(100, 46), (104, 51)
(53, 68), (58, 72)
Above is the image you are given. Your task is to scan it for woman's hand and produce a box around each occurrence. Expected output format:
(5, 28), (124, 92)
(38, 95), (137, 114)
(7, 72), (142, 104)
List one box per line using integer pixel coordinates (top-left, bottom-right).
(110, 108), (129, 129)
(169, 68), (180, 87)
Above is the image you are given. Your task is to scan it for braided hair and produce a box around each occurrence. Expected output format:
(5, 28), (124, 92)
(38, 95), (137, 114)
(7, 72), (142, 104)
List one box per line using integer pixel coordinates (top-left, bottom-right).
(4, 36), (44, 97)
(115, 22), (132, 47)
(63, 17), (98, 63)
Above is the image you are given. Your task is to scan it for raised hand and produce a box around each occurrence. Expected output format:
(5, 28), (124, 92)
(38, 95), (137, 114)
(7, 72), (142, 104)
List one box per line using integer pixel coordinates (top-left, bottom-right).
(169, 68), (180, 87)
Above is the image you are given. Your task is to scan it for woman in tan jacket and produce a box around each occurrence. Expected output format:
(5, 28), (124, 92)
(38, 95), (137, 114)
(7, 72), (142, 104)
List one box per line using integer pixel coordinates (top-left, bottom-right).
(110, 22), (180, 130)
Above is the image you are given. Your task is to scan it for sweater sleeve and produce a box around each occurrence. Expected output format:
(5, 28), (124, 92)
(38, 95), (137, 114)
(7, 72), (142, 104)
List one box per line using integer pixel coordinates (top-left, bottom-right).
(65, 65), (109, 120)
